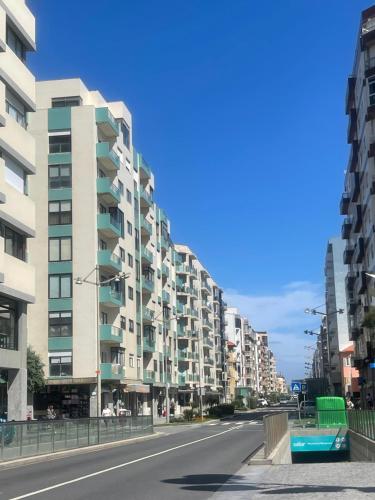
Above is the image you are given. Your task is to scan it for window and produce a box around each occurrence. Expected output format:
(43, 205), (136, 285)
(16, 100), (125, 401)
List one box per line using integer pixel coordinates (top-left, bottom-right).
(4, 155), (27, 194)
(101, 312), (108, 324)
(0, 299), (18, 350)
(6, 88), (26, 128)
(121, 122), (130, 149)
(6, 26), (26, 62)
(49, 353), (72, 377)
(370, 77), (375, 106)
(49, 274), (72, 299)
(52, 97), (81, 108)
(135, 228), (140, 250)
(111, 347), (125, 365)
(49, 134), (71, 154)
(129, 355), (134, 368)
(49, 200), (72, 225)
(127, 221), (132, 236)
(99, 239), (107, 250)
(136, 260), (140, 281)
(128, 253), (133, 268)
(49, 237), (72, 261)
(126, 189), (132, 204)
(48, 164), (71, 189)
(129, 319), (134, 332)
(4, 225), (26, 261)
(118, 180), (124, 195)
(128, 286), (134, 300)
(49, 311), (72, 337)
(119, 247), (125, 262)
(120, 316), (126, 330)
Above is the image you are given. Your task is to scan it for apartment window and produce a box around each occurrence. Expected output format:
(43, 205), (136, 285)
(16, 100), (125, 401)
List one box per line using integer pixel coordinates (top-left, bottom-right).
(48, 311), (72, 337)
(48, 164), (71, 189)
(119, 247), (125, 262)
(49, 134), (71, 154)
(49, 274), (72, 299)
(101, 312), (108, 324)
(136, 260), (140, 281)
(111, 347), (125, 365)
(6, 26), (26, 62)
(99, 239), (107, 250)
(52, 97), (81, 108)
(129, 319), (134, 333)
(0, 299), (18, 350)
(3, 226), (26, 261)
(49, 237), (72, 262)
(126, 189), (132, 204)
(48, 201), (72, 225)
(135, 228), (140, 251)
(6, 88), (26, 128)
(129, 355), (134, 368)
(118, 180), (124, 196)
(4, 155), (27, 194)
(128, 253), (133, 268)
(49, 353), (72, 377)
(120, 316), (126, 330)
(128, 286), (134, 300)
(121, 122), (130, 149)
(370, 77), (375, 106)
(127, 221), (132, 236)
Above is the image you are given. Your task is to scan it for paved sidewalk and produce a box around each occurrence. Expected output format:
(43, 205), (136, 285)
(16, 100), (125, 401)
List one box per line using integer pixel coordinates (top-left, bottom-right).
(210, 462), (375, 499)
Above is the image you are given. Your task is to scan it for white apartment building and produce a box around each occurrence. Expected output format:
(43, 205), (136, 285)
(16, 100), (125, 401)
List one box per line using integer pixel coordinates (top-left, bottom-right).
(224, 307), (245, 386)
(0, 0), (36, 420)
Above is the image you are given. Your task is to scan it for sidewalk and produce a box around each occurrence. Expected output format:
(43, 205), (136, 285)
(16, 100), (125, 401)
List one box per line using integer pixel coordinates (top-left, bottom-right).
(210, 462), (375, 499)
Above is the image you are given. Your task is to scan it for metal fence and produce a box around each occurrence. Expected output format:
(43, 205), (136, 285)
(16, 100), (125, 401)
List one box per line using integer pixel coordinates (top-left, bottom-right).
(348, 410), (375, 441)
(0, 415), (153, 462)
(263, 412), (288, 458)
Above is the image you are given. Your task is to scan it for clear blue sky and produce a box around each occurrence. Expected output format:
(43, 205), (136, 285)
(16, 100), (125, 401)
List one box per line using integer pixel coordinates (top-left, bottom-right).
(28, 0), (370, 380)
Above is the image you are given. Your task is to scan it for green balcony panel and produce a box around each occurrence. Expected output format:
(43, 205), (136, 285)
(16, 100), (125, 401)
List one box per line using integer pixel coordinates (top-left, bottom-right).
(48, 153), (72, 166)
(96, 107), (119, 137)
(48, 225), (72, 238)
(143, 307), (154, 322)
(162, 290), (170, 303)
(143, 337), (156, 353)
(161, 264), (169, 278)
(100, 324), (124, 343)
(96, 177), (121, 204)
(142, 278), (154, 294)
(139, 187), (153, 208)
(97, 213), (121, 239)
(161, 236), (169, 251)
(100, 363), (124, 380)
(97, 249), (122, 272)
(143, 369), (155, 383)
(48, 298), (72, 312)
(178, 375), (186, 385)
(140, 215), (152, 236)
(99, 286), (122, 307)
(96, 142), (120, 171)
(48, 261), (73, 274)
(141, 245), (153, 264)
(48, 188), (72, 201)
(48, 336), (72, 351)
(137, 153), (152, 179)
(48, 108), (71, 131)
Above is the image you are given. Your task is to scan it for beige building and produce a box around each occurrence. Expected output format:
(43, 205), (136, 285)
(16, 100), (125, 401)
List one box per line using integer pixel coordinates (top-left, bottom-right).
(28, 78), (178, 417)
(276, 375), (287, 394)
(226, 340), (238, 402)
(0, 0), (36, 420)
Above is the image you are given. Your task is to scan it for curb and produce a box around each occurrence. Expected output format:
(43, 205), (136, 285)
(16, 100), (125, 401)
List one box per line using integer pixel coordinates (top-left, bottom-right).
(0, 432), (164, 470)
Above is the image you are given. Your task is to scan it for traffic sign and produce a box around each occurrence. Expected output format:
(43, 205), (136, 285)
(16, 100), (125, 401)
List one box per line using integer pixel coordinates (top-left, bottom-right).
(301, 383), (307, 394)
(291, 382), (301, 392)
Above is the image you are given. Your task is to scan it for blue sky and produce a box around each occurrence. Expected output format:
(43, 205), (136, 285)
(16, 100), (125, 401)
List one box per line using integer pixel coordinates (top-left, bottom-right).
(28, 0), (370, 381)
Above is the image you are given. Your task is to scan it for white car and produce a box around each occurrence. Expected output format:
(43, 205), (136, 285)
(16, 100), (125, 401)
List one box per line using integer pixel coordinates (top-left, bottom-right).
(257, 399), (268, 408)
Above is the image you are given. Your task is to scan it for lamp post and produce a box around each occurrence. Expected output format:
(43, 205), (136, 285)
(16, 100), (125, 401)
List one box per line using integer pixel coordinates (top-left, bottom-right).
(75, 268), (130, 417)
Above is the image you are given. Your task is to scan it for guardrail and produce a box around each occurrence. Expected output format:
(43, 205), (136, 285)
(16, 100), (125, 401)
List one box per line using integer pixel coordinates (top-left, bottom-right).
(0, 415), (153, 462)
(348, 410), (375, 441)
(263, 412), (288, 458)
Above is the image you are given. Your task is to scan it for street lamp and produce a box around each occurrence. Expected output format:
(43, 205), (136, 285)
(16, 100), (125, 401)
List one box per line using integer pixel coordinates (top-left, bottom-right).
(304, 329), (320, 337)
(75, 267), (130, 417)
(304, 307), (344, 317)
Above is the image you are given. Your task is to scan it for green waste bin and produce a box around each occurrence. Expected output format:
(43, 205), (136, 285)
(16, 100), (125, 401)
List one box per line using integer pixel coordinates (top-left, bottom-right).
(316, 397), (347, 428)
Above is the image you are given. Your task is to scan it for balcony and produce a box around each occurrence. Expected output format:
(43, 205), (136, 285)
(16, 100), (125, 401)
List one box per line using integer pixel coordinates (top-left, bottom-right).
(97, 250), (122, 272)
(348, 298), (359, 315)
(343, 245), (354, 265)
(143, 307), (154, 323)
(143, 370), (156, 383)
(161, 236), (169, 251)
(361, 11), (375, 49)
(341, 216), (352, 240)
(348, 140), (359, 173)
(345, 76), (356, 114)
(96, 107), (119, 137)
(96, 178), (121, 205)
(204, 376), (215, 385)
(139, 187), (153, 208)
(202, 319), (213, 330)
(356, 271), (367, 295)
(141, 245), (153, 264)
(354, 237), (365, 264)
(141, 277), (154, 294)
(347, 109), (357, 144)
(162, 290), (170, 303)
(351, 172), (360, 202)
(204, 357), (214, 366)
(99, 286), (122, 307)
(201, 301), (212, 312)
(178, 374), (186, 385)
(190, 308), (199, 319)
(345, 272), (356, 291)
(100, 363), (124, 380)
(97, 213), (121, 239)
(96, 142), (120, 171)
(161, 264), (169, 278)
(201, 281), (212, 294)
(100, 324), (124, 343)
(353, 204), (362, 233)
(203, 336), (214, 348)
(340, 193), (350, 215)
(350, 328), (363, 341)
(138, 154), (152, 180)
(143, 336), (156, 353)
(140, 215), (152, 236)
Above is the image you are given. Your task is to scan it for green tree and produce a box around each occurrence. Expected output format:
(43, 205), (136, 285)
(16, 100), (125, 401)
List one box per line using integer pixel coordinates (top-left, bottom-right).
(27, 347), (45, 394)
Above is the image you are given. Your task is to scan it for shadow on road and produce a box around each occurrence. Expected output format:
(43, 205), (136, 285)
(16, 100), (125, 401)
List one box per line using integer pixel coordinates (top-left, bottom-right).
(162, 474), (255, 492)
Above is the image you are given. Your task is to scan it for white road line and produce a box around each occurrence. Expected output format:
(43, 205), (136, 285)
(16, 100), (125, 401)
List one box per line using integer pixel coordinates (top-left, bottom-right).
(221, 422), (231, 426)
(208, 423), (217, 426)
(9, 427), (238, 500)
(234, 421), (245, 425)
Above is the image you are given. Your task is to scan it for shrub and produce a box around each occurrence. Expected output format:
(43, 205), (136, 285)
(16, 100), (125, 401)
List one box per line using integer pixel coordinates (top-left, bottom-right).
(233, 399), (246, 410)
(183, 409), (194, 422)
(208, 404), (235, 418)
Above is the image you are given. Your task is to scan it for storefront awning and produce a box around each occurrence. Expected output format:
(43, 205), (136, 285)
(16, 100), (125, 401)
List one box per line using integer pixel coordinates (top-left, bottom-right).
(125, 384), (150, 394)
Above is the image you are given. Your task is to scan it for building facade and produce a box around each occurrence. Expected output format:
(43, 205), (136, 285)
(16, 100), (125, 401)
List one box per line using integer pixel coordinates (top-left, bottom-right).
(0, 0), (36, 420)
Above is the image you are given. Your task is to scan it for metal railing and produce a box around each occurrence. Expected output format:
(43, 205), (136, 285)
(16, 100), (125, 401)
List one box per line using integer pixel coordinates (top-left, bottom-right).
(0, 415), (153, 462)
(263, 412), (288, 458)
(348, 410), (375, 441)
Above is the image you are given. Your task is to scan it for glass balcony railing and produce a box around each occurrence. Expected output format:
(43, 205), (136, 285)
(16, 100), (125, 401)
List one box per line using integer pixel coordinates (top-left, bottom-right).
(97, 213), (121, 238)
(162, 290), (170, 303)
(100, 324), (124, 343)
(96, 142), (120, 170)
(140, 215), (152, 235)
(100, 363), (124, 380)
(99, 286), (122, 307)
(139, 186), (153, 207)
(96, 177), (121, 204)
(96, 107), (119, 137)
(143, 307), (154, 322)
(143, 336), (156, 352)
(142, 277), (154, 293)
(143, 370), (156, 383)
(97, 249), (122, 271)
(141, 245), (153, 264)
(161, 264), (169, 277)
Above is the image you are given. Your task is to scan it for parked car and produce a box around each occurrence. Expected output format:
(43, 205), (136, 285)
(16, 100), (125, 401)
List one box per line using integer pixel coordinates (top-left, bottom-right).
(300, 400), (316, 417)
(257, 398), (269, 408)
(279, 398), (290, 405)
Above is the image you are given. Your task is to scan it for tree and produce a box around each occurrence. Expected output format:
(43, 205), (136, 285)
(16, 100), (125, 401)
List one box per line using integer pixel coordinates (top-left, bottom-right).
(27, 347), (45, 394)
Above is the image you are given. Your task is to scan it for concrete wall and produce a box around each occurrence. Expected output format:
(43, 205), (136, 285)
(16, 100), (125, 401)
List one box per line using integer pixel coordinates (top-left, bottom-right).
(349, 430), (375, 462)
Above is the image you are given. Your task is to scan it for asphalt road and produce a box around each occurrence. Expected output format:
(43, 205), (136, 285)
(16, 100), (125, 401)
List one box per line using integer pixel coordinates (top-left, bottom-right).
(0, 411), (268, 500)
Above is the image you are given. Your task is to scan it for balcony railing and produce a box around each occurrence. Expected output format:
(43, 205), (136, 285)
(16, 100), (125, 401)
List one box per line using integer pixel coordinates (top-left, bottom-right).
(141, 245), (153, 264)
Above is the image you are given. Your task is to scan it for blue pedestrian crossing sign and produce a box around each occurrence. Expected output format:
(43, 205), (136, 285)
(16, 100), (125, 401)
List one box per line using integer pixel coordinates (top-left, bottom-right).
(291, 382), (301, 393)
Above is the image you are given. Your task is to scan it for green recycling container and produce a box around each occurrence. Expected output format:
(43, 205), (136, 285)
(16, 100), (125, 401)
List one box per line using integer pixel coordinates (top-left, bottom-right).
(316, 397), (347, 428)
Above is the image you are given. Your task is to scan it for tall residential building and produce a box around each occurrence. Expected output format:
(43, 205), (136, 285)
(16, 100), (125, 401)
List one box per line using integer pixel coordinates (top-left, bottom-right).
(0, 0), (36, 420)
(28, 79), (178, 418)
(341, 5), (375, 403)
(224, 307), (245, 386)
(276, 374), (287, 394)
(243, 319), (259, 394)
(324, 237), (351, 395)
(174, 244), (226, 409)
(256, 331), (271, 395)
(226, 340), (238, 402)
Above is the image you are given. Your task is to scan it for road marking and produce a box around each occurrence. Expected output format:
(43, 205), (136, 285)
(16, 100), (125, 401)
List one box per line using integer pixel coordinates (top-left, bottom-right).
(234, 421), (245, 425)
(221, 422), (231, 426)
(208, 423), (217, 426)
(9, 427), (238, 499)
